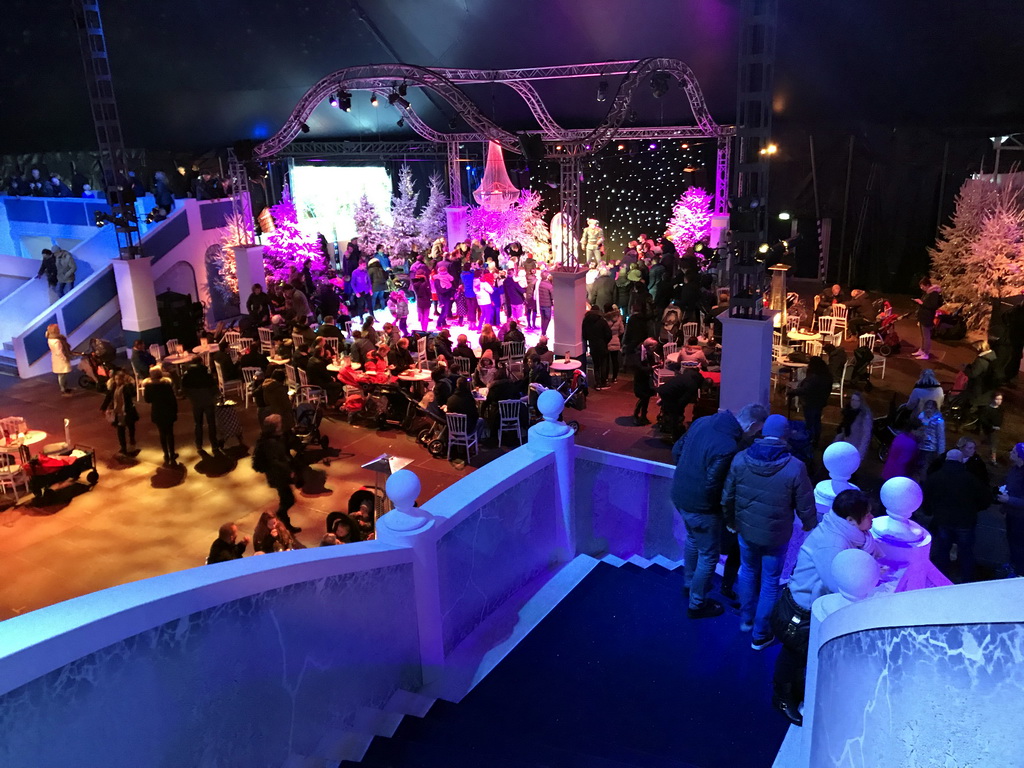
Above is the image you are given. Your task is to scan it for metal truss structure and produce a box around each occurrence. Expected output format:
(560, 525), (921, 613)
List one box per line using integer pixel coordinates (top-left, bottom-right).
(280, 140), (453, 159)
(254, 59), (735, 265)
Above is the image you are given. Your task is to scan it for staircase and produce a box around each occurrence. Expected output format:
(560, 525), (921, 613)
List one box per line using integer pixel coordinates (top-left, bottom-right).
(342, 561), (788, 768)
(0, 342), (16, 376)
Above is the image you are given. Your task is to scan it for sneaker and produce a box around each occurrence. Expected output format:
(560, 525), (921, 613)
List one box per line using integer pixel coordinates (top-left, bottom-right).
(687, 601), (725, 619)
(752, 634), (777, 651)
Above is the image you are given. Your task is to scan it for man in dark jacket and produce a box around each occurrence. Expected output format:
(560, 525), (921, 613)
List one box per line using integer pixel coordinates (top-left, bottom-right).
(590, 268), (616, 311)
(722, 414), (817, 649)
(253, 414), (301, 533)
(671, 403), (768, 618)
(207, 522), (249, 564)
(656, 362), (704, 441)
(35, 248), (59, 303)
(582, 306), (613, 390)
(181, 362), (219, 452)
(923, 449), (990, 582)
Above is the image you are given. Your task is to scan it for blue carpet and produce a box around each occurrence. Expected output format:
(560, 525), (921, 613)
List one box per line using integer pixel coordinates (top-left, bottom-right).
(349, 561), (789, 768)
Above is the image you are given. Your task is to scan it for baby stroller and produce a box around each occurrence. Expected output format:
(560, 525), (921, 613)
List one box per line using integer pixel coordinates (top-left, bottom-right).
(556, 368), (589, 412)
(873, 301), (910, 356)
(77, 338), (117, 390)
(294, 401), (330, 451)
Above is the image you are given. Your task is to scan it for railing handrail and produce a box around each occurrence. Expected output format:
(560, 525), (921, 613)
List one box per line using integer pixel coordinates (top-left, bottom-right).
(576, 444), (674, 476)
(0, 540), (410, 696)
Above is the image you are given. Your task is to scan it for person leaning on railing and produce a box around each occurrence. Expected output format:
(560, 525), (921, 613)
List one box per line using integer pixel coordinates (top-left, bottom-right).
(769, 489), (880, 727)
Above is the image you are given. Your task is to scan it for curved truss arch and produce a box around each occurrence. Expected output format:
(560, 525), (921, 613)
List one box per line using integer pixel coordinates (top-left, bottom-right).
(254, 58), (724, 160)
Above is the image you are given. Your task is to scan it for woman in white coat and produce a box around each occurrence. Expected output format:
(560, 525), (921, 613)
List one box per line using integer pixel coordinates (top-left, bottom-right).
(46, 323), (73, 395)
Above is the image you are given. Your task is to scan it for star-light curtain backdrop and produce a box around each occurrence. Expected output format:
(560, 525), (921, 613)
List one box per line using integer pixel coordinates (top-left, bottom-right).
(289, 165), (393, 243)
(530, 140), (716, 260)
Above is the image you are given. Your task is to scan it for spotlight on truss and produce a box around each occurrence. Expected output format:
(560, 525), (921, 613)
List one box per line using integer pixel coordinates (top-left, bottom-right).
(596, 80), (608, 102)
(370, 93), (379, 107)
(650, 71), (670, 98)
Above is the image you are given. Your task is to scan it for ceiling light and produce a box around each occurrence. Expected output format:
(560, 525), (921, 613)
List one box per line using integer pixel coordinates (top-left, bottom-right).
(778, 212), (791, 220)
(329, 93), (340, 109)
(398, 82), (408, 97)
(596, 80), (608, 102)
(370, 94), (378, 107)
(339, 90), (352, 111)
(388, 92), (410, 109)
(299, 123), (310, 133)
(396, 117), (405, 128)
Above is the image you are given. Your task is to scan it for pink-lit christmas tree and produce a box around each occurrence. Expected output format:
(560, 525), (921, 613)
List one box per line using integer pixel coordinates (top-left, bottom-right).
(665, 187), (713, 254)
(262, 192), (328, 283)
(466, 189), (551, 257)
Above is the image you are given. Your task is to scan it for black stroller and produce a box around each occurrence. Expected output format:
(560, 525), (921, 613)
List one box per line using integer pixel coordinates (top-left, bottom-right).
(294, 401), (330, 451)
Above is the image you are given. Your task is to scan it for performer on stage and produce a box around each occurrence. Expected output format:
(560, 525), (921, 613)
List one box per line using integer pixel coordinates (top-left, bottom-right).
(581, 218), (605, 262)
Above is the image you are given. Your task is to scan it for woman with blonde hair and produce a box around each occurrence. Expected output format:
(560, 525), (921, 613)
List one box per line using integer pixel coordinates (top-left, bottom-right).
(45, 323), (73, 395)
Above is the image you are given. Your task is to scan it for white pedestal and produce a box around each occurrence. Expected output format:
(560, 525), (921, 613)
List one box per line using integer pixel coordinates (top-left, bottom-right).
(870, 520), (933, 590)
(709, 214), (730, 248)
(112, 257), (161, 345)
(445, 206), (469, 248)
(233, 245), (266, 313)
(717, 314), (774, 414)
(550, 269), (588, 357)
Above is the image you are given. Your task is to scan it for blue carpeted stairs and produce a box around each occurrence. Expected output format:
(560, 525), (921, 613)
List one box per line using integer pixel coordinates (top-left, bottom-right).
(344, 561), (789, 768)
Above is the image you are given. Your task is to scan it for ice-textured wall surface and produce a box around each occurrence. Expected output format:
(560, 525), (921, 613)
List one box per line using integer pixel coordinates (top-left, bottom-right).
(437, 462), (559, 654)
(575, 456), (681, 560)
(812, 622), (1024, 767)
(0, 562), (421, 768)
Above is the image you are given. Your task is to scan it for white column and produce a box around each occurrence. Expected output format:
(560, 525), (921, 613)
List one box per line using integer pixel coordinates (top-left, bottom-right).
(376, 470), (445, 681)
(445, 206), (469, 247)
(233, 245), (266, 313)
(871, 476), (933, 590)
(550, 269), (587, 358)
(717, 313), (774, 414)
(112, 256), (161, 344)
(527, 390), (576, 562)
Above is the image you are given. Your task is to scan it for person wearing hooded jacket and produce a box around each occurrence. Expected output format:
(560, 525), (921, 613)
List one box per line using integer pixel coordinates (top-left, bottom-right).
(367, 257), (389, 312)
(722, 414), (817, 650)
(769, 489), (878, 725)
(671, 403), (768, 618)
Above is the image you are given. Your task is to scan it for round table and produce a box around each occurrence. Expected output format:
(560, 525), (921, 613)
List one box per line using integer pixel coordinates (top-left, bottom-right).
(267, 356), (291, 367)
(164, 352), (197, 366)
(397, 369), (431, 382)
(0, 429), (47, 462)
(192, 343), (219, 356)
(549, 359), (582, 373)
(788, 330), (822, 343)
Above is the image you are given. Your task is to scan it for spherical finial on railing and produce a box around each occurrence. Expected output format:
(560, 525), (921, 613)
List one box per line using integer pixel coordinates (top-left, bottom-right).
(537, 389), (565, 423)
(831, 548), (880, 602)
(822, 441), (860, 482)
(879, 476), (923, 524)
(386, 469), (421, 514)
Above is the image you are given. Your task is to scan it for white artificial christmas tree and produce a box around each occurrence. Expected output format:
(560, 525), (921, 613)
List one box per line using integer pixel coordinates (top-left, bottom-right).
(354, 192), (386, 251)
(387, 164), (424, 257)
(418, 172), (449, 247)
(466, 189), (551, 259)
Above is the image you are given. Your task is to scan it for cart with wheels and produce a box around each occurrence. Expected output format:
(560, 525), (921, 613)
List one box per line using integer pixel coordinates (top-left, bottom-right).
(25, 445), (99, 503)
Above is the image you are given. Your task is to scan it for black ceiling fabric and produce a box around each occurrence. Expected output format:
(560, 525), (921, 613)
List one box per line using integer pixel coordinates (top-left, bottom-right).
(4, 0), (1023, 154)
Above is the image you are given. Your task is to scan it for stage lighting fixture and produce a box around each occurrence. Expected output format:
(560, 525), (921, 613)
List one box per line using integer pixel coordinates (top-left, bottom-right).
(370, 93), (379, 107)
(339, 90), (352, 111)
(398, 82), (408, 97)
(329, 93), (340, 109)
(396, 117), (405, 128)
(648, 142), (658, 150)
(759, 142), (778, 156)
(299, 122), (310, 133)
(449, 116), (459, 129)
(778, 212), (791, 220)
(388, 92), (410, 109)
(694, 242), (705, 253)
(650, 71), (670, 98)
(617, 143), (626, 151)
(596, 80), (608, 102)
(758, 243), (770, 254)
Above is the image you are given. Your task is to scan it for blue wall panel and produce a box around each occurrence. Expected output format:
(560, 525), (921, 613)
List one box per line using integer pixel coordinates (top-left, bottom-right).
(4, 198), (48, 224)
(199, 200), (232, 230)
(48, 203), (89, 227)
(25, 314), (58, 364)
(62, 269), (118, 334)
(145, 213), (189, 264)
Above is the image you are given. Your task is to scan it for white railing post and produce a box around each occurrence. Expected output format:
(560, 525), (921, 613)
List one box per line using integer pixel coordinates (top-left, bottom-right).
(527, 389), (576, 561)
(376, 469), (445, 681)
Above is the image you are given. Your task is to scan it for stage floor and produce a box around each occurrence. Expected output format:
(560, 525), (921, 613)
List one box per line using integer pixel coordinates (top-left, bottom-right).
(0, 302), (1018, 620)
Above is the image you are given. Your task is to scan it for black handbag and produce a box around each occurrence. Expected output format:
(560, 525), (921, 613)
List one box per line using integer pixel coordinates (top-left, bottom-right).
(769, 586), (812, 655)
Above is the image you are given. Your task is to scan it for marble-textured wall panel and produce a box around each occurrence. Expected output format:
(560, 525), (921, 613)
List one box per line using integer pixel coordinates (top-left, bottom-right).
(0, 563), (421, 768)
(575, 458), (682, 561)
(437, 463), (559, 655)
(812, 622), (1024, 767)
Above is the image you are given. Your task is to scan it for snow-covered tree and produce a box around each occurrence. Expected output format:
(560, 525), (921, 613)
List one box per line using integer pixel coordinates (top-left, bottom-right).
(262, 193), (327, 283)
(930, 177), (1024, 331)
(387, 164), (424, 257)
(665, 186), (713, 254)
(354, 192), (386, 252)
(418, 172), (449, 246)
(466, 189), (551, 259)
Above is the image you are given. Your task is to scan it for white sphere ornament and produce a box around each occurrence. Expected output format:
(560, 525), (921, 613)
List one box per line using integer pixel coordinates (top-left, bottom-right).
(532, 389), (572, 437)
(381, 469), (432, 533)
(831, 548), (880, 602)
(874, 476), (926, 543)
(822, 441), (860, 482)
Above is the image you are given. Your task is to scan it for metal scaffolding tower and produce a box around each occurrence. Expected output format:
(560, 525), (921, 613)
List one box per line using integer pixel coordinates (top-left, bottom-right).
(71, 0), (141, 258)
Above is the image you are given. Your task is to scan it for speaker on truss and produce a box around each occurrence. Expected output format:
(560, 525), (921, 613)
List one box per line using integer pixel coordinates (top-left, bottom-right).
(518, 133), (546, 165)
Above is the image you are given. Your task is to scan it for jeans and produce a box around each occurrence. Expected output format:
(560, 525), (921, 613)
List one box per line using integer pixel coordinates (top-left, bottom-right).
(57, 281), (75, 297)
(115, 421), (136, 452)
(372, 290), (387, 311)
(272, 481), (296, 528)
(591, 349), (609, 386)
(803, 406), (823, 448)
(193, 404), (218, 449)
(437, 292), (453, 327)
(540, 306), (552, 336)
(526, 302), (537, 329)
(920, 322), (932, 355)
(738, 536), (788, 639)
(465, 297), (479, 328)
(932, 525), (976, 582)
(609, 350), (620, 381)
(682, 510), (723, 610)
(156, 420), (176, 460)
